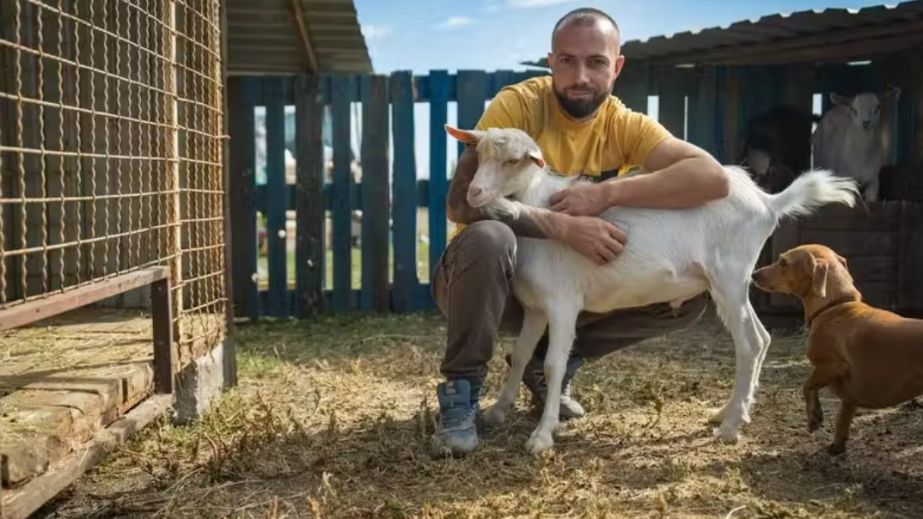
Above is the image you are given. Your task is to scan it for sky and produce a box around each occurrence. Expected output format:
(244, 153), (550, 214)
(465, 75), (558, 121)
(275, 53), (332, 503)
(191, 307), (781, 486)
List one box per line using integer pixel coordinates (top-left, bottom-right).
(317, 0), (891, 180)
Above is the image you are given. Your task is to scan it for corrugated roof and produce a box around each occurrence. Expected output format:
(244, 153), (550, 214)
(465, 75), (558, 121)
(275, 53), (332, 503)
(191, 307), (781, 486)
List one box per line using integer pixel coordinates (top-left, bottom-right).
(524, 1), (923, 67)
(227, 0), (372, 75)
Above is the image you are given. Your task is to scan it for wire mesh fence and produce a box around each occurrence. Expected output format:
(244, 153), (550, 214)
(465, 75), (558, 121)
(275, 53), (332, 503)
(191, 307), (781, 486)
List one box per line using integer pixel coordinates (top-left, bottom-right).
(0, 0), (226, 358)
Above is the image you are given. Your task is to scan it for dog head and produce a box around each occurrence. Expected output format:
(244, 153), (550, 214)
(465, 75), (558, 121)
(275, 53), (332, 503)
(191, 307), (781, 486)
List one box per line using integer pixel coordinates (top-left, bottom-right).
(752, 244), (852, 302)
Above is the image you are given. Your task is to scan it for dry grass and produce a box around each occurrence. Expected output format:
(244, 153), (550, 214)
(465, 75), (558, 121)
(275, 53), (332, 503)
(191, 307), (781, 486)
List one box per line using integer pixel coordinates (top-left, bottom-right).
(35, 308), (923, 518)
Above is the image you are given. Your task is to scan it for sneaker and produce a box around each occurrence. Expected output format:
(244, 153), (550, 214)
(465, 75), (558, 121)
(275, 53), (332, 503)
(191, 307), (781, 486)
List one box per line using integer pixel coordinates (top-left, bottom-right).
(432, 379), (480, 456)
(506, 353), (586, 420)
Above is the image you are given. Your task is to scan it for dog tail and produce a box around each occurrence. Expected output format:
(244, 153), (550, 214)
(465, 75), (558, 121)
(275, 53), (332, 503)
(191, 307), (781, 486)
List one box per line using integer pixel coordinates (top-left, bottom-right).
(767, 169), (859, 220)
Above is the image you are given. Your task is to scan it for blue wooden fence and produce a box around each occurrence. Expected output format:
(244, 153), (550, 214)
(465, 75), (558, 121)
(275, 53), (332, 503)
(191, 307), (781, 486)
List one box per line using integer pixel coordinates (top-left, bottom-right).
(227, 60), (921, 319)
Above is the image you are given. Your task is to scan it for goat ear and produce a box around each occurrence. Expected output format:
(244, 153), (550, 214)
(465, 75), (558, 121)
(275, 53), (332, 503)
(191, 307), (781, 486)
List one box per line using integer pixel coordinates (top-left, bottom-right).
(811, 258), (829, 298)
(830, 93), (850, 107)
(444, 124), (485, 145)
(883, 86), (901, 103)
(527, 148), (545, 169)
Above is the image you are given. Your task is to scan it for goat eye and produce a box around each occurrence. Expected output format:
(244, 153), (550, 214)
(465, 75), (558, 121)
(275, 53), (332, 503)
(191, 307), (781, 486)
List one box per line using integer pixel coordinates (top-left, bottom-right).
(505, 159), (518, 166)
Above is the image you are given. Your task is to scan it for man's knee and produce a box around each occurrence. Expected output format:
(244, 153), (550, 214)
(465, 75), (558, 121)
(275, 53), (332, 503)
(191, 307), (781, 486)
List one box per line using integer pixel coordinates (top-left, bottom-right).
(460, 220), (516, 260)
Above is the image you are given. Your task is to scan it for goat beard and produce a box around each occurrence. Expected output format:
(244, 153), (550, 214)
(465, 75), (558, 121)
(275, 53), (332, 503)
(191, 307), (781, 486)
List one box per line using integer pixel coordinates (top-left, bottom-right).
(553, 81), (609, 119)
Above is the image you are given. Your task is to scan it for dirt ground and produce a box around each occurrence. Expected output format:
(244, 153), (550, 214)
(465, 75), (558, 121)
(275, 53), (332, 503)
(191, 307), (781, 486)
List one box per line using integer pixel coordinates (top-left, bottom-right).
(34, 306), (923, 518)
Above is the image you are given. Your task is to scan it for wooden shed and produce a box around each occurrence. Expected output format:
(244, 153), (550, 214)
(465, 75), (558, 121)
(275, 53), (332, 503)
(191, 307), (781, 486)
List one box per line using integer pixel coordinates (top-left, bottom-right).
(526, 1), (923, 319)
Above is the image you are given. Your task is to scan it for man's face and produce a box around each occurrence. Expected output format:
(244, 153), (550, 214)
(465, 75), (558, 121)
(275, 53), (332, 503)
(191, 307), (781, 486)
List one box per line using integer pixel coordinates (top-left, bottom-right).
(548, 20), (624, 120)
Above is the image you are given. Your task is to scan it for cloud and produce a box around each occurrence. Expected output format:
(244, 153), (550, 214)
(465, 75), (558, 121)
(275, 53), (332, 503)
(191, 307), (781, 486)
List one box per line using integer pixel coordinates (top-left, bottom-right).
(507, 0), (577, 8)
(438, 16), (474, 29)
(361, 24), (393, 41)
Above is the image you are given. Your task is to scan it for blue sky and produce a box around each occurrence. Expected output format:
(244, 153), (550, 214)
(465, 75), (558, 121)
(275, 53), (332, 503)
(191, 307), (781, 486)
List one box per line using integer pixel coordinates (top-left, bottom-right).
(340, 0), (889, 179)
(354, 0), (889, 74)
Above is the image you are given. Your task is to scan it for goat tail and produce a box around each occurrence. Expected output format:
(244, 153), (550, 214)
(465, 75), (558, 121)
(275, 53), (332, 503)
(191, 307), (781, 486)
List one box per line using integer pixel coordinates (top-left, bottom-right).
(767, 169), (859, 220)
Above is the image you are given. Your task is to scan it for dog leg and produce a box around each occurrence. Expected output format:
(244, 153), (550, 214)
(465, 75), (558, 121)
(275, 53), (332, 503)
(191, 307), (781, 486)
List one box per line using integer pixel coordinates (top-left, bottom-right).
(526, 303), (579, 455)
(803, 365), (844, 432)
(829, 401), (857, 455)
(484, 310), (547, 426)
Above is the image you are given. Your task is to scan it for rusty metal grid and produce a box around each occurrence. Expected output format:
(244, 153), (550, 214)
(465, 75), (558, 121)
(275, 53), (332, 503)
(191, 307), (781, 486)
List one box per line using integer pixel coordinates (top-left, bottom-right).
(0, 0), (226, 352)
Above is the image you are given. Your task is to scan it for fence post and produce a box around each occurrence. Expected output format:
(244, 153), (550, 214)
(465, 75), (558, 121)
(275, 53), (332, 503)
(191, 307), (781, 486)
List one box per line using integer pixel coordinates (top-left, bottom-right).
(360, 75), (390, 312)
(390, 71), (419, 312)
(427, 70), (450, 281)
(265, 77), (289, 317)
(330, 74), (355, 311)
(295, 74), (327, 317)
(227, 77), (258, 321)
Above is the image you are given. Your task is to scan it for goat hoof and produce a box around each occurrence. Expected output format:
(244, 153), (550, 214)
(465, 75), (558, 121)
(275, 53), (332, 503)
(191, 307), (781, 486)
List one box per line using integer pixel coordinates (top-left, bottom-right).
(482, 405), (507, 426)
(707, 406), (728, 425)
(827, 443), (846, 456)
(526, 430), (554, 455)
(713, 423), (741, 444)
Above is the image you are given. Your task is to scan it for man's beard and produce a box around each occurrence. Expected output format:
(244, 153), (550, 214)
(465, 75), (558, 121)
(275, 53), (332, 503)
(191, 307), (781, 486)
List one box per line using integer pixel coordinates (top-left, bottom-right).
(553, 82), (609, 119)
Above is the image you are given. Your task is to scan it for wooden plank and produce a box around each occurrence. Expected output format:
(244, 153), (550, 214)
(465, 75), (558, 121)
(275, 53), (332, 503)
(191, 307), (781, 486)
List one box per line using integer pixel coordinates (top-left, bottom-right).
(264, 77), (288, 317)
(151, 276), (175, 394)
(799, 228), (898, 256)
(0, 267), (168, 332)
(390, 71), (419, 312)
(689, 65), (717, 156)
(219, 0), (237, 388)
(0, 394), (172, 519)
(330, 74), (354, 311)
(719, 66), (739, 164)
(615, 65), (649, 114)
(915, 56), (923, 165)
(455, 70), (488, 155)
(359, 75), (390, 312)
(227, 77), (259, 321)
(657, 68), (686, 138)
(428, 70), (450, 278)
(294, 74), (327, 317)
(898, 202), (923, 311)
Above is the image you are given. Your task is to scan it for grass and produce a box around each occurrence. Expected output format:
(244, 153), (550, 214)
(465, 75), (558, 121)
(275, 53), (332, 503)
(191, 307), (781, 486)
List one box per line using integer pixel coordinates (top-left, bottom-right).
(37, 308), (923, 518)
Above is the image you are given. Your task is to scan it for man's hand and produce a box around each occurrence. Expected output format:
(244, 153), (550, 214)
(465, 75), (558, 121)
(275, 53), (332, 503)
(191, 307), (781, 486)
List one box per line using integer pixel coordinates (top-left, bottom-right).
(559, 215), (627, 265)
(549, 182), (610, 217)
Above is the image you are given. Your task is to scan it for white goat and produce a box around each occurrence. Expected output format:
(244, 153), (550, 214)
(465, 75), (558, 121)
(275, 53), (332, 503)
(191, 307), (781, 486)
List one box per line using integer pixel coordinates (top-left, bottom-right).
(812, 87), (900, 202)
(446, 124), (859, 454)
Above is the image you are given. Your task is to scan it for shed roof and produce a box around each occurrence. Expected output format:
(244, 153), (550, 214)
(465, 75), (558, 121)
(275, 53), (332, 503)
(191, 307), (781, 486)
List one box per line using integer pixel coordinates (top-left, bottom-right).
(523, 1), (923, 67)
(227, 0), (372, 75)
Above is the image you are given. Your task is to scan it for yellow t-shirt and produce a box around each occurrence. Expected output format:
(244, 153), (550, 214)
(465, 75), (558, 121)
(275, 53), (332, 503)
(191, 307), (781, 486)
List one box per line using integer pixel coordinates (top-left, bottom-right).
(450, 75), (672, 237)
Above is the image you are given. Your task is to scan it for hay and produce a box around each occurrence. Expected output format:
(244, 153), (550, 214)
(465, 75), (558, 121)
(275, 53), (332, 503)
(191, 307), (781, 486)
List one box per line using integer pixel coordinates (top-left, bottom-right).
(37, 310), (923, 518)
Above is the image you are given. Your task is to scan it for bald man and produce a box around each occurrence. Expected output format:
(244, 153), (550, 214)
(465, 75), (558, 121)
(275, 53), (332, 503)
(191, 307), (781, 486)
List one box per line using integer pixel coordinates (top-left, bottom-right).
(431, 7), (728, 456)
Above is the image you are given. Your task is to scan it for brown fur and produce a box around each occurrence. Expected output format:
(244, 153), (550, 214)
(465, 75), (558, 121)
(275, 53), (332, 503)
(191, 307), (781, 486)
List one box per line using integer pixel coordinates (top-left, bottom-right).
(752, 244), (923, 455)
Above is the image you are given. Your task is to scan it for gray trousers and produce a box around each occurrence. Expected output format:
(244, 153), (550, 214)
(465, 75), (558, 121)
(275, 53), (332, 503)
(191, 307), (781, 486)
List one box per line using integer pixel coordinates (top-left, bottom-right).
(432, 220), (709, 381)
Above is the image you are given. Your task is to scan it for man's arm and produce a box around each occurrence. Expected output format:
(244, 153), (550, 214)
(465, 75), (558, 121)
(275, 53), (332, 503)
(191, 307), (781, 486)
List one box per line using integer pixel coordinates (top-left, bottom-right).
(549, 138), (729, 216)
(447, 144), (627, 264)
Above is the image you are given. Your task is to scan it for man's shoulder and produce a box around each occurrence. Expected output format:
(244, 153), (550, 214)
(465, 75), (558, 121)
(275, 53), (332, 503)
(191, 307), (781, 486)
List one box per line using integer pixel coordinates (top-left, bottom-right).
(497, 75), (552, 102)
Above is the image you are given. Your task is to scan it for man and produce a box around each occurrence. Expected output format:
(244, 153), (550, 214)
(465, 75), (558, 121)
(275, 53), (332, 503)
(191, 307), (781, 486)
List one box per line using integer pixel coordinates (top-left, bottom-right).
(431, 7), (729, 456)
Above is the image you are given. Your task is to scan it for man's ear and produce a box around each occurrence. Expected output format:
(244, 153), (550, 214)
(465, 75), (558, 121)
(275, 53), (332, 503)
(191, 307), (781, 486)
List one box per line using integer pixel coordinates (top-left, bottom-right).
(812, 258), (829, 298)
(445, 124), (486, 145)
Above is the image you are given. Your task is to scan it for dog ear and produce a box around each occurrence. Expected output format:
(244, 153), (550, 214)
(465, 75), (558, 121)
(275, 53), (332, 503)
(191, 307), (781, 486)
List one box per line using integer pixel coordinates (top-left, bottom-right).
(835, 254), (848, 269)
(812, 259), (829, 298)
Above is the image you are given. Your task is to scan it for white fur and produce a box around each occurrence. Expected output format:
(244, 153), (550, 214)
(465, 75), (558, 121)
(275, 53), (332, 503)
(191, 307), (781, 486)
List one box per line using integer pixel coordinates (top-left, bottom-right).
(454, 126), (859, 454)
(812, 89), (900, 202)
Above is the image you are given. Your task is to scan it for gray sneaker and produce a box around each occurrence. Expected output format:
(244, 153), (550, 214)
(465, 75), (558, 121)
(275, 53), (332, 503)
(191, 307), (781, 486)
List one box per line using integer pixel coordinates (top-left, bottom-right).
(507, 353), (586, 420)
(432, 379), (480, 456)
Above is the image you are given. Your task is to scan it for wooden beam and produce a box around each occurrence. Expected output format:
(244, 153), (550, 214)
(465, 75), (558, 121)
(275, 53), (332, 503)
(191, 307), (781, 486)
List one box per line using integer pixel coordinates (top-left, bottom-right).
(0, 267), (169, 332)
(287, 0), (319, 72)
(655, 18), (923, 66)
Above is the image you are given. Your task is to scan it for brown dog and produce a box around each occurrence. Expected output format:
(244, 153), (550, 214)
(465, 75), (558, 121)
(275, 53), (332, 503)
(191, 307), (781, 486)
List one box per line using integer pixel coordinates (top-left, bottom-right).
(752, 243), (923, 455)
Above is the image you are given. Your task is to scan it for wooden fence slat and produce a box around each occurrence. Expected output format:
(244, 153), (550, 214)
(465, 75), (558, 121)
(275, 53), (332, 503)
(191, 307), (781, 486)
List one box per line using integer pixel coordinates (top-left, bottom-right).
(428, 70), (449, 280)
(265, 77), (288, 317)
(689, 65), (718, 156)
(227, 77), (258, 320)
(456, 70), (489, 156)
(360, 75), (390, 312)
(390, 71), (419, 312)
(658, 68), (686, 138)
(295, 74), (327, 317)
(330, 74), (355, 311)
